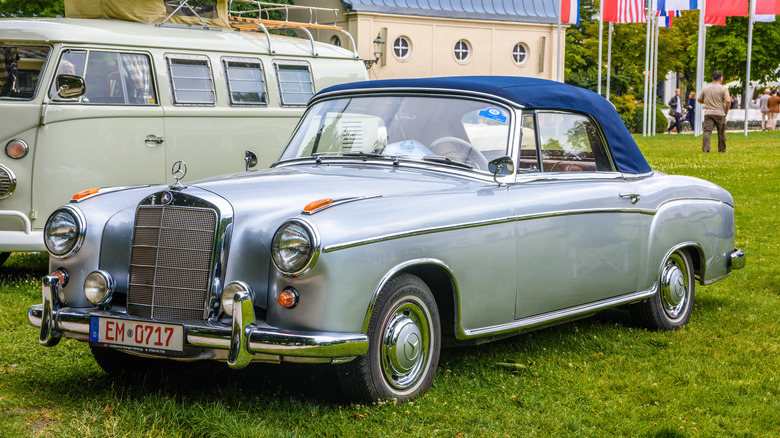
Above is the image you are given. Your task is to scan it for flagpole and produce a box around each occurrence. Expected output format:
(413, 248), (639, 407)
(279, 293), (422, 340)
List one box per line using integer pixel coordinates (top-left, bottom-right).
(557, 19), (562, 82)
(606, 21), (613, 101)
(745, 0), (755, 136)
(652, 14), (659, 136)
(598, 0), (604, 96)
(694, 1), (707, 137)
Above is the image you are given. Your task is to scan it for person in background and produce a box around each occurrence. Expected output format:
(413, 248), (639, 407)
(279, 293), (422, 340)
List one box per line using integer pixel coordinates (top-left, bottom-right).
(759, 89), (771, 130)
(697, 70), (731, 153)
(684, 91), (696, 129)
(666, 88), (682, 134)
(767, 90), (780, 131)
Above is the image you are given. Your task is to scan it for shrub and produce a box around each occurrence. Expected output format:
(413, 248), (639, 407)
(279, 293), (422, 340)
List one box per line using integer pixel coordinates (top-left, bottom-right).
(631, 105), (668, 134)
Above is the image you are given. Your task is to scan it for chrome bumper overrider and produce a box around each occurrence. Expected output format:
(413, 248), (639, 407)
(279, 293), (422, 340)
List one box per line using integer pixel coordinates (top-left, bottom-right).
(29, 275), (368, 368)
(729, 248), (746, 270)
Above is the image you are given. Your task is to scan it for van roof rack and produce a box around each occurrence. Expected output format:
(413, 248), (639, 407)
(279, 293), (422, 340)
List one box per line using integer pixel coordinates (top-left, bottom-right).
(227, 1), (358, 58)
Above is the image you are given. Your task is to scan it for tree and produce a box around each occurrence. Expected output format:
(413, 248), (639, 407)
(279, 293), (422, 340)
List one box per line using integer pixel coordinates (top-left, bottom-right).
(0, 0), (64, 17)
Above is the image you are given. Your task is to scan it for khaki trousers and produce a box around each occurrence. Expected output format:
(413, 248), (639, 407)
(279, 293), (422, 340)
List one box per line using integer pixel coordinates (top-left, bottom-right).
(702, 114), (726, 153)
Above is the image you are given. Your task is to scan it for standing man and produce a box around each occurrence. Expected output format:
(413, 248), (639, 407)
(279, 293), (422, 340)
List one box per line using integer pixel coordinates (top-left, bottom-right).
(759, 89), (771, 130)
(666, 88), (682, 134)
(697, 71), (731, 153)
(767, 90), (780, 131)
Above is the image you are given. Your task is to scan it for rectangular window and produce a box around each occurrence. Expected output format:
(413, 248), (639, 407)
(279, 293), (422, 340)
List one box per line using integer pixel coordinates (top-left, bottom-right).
(517, 113), (540, 172)
(1, 44), (51, 100)
(537, 112), (614, 172)
(223, 57), (266, 105)
(275, 62), (314, 106)
(167, 55), (215, 105)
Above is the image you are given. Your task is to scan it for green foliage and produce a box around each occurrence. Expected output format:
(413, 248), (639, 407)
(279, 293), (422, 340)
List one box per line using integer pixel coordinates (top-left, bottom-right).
(1, 133), (779, 436)
(0, 0), (64, 17)
(629, 106), (668, 134)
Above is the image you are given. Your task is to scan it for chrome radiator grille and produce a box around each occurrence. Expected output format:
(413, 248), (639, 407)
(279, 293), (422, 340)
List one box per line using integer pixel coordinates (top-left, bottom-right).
(127, 205), (218, 322)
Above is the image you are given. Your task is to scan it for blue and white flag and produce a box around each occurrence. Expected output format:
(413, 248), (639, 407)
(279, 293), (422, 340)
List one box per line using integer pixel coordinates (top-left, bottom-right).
(658, 0), (698, 13)
(656, 8), (681, 27)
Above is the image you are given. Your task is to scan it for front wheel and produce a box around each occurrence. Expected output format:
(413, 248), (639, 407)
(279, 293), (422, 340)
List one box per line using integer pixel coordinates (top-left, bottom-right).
(336, 273), (441, 402)
(631, 249), (695, 330)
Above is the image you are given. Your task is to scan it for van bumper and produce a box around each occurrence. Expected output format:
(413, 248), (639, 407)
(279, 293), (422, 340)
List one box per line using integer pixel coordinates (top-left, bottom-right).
(0, 230), (45, 252)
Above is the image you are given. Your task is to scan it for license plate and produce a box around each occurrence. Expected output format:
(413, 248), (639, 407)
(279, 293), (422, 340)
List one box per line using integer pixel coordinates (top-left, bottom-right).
(90, 317), (184, 356)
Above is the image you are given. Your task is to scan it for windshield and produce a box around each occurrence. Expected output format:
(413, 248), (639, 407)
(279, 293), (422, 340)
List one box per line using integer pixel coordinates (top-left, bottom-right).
(0, 45), (51, 100)
(279, 95), (512, 172)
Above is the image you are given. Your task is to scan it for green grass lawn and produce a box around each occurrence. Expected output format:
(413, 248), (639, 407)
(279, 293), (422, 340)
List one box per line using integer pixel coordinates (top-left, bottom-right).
(1, 131), (778, 437)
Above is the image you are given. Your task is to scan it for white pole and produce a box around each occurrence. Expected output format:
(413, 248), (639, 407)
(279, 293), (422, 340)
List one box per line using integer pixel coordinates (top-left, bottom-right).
(745, 0), (755, 135)
(598, 0), (604, 96)
(607, 21), (613, 101)
(643, 2), (652, 136)
(694, 2), (707, 137)
(652, 15), (659, 136)
(557, 1), (563, 83)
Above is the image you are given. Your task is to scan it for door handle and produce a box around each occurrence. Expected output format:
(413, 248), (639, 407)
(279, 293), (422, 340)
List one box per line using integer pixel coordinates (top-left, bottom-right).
(619, 193), (640, 204)
(144, 135), (164, 145)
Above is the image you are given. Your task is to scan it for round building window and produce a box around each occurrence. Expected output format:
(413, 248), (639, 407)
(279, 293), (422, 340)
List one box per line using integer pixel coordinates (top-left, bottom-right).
(393, 36), (411, 60)
(454, 40), (471, 63)
(512, 43), (528, 65)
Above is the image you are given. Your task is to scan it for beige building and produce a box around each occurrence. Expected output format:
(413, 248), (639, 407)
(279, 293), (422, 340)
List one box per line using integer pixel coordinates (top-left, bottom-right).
(293, 0), (566, 80)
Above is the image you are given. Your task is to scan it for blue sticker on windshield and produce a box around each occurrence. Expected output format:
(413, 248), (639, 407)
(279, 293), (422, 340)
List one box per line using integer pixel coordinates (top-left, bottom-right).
(478, 107), (508, 124)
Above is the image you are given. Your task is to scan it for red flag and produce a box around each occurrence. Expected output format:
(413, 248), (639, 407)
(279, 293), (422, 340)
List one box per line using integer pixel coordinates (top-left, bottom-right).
(706, 0), (748, 17)
(756, 0), (780, 14)
(602, 0), (647, 23)
(704, 15), (727, 26)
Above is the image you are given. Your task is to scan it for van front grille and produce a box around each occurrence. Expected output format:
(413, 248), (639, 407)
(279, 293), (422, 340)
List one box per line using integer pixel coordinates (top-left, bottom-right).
(127, 205), (217, 322)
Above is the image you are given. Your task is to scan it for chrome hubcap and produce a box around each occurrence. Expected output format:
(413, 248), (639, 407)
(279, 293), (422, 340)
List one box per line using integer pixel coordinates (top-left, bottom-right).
(660, 253), (689, 319)
(380, 300), (430, 390)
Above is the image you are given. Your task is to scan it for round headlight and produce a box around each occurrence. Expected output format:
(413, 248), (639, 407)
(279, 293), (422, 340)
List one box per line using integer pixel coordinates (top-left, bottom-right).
(84, 271), (114, 305)
(271, 220), (318, 276)
(44, 207), (85, 258)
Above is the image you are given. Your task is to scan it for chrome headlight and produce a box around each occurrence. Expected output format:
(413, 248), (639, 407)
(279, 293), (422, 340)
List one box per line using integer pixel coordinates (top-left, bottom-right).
(271, 220), (319, 276)
(44, 207), (85, 258)
(84, 270), (114, 305)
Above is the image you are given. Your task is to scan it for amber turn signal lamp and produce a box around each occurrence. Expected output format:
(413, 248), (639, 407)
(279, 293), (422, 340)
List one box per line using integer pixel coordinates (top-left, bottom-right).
(71, 188), (99, 201)
(277, 288), (299, 309)
(303, 198), (332, 213)
(5, 139), (28, 159)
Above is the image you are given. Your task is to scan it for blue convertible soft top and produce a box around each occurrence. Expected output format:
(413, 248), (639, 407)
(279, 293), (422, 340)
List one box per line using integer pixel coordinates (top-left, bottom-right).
(319, 76), (651, 175)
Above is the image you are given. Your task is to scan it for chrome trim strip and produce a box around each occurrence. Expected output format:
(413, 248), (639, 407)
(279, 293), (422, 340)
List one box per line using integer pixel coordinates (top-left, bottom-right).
(323, 208), (655, 253)
(702, 272), (731, 285)
(310, 88), (525, 111)
(301, 195), (382, 215)
(462, 288), (656, 338)
(27, 304), (369, 363)
(361, 258), (458, 334)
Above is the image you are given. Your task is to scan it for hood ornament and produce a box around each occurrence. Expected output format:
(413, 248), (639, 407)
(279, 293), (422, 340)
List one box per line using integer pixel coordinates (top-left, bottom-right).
(171, 160), (187, 189)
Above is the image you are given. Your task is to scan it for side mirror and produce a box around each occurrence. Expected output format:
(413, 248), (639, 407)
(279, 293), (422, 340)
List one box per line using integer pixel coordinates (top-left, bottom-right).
(245, 150), (258, 171)
(56, 74), (85, 99)
(488, 156), (514, 184)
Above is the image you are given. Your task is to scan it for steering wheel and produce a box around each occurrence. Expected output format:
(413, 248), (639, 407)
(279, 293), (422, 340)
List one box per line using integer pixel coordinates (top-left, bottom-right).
(428, 136), (489, 170)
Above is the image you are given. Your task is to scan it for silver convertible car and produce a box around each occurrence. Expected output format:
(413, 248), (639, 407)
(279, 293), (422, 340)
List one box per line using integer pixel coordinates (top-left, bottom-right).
(29, 76), (744, 402)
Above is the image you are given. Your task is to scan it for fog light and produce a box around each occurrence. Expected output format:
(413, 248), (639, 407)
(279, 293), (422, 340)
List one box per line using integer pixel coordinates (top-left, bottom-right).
(222, 281), (251, 317)
(277, 287), (299, 309)
(84, 270), (114, 305)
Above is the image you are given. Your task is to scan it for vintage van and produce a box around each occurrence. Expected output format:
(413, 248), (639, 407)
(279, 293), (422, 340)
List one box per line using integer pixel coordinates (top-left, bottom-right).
(0, 1), (367, 260)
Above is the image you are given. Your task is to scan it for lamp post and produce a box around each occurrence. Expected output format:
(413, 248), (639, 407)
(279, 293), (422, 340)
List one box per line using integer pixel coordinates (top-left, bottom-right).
(364, 33), (385, 69)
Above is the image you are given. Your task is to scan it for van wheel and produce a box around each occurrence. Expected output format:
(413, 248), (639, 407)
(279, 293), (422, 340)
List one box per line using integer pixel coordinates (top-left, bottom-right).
(336, 273), (440, 402)
(632, 250), (695, 330)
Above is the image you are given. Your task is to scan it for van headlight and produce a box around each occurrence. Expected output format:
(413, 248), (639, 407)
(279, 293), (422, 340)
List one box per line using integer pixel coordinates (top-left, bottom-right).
(271, 220), (319, 276)
(44, 207), (85, 259)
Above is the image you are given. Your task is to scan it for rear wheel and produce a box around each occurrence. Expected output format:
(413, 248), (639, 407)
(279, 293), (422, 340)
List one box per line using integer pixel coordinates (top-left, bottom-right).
(336, 273), (441, 402)
(632, 249), (695, 330)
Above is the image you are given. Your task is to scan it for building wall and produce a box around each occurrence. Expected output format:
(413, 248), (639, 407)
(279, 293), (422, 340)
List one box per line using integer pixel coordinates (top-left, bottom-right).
(294, 1), (564, 81)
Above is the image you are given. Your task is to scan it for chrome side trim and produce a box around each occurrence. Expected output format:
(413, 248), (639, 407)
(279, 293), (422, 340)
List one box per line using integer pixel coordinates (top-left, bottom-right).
(301, 195), (382, 215)
(309, 88), (525, 111)
(462, 288), (656, 338)
(361, 258), (458, 334)
(323, 208), (655, 253)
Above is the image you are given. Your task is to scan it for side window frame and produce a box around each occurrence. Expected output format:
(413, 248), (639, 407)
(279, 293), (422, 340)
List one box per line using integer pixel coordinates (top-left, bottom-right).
(221, 56), (268, 107)
(165, 53), (217, 106)
(516, 110), (542, 173)
(535, 110), (617, 173)
(273, 60), (315, 107)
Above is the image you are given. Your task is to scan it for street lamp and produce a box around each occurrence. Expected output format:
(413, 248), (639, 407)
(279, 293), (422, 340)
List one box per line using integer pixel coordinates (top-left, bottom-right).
(364, 33), (385, 69)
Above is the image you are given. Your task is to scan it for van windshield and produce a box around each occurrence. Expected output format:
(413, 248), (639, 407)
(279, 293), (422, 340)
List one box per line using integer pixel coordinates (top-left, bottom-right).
(0, 45), (50, 100)
(279, 95), (512, 172)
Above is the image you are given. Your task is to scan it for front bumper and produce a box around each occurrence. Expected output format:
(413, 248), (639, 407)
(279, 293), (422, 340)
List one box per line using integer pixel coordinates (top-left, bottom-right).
(28, 275), (368, 368)
(729, 248), (746, 270)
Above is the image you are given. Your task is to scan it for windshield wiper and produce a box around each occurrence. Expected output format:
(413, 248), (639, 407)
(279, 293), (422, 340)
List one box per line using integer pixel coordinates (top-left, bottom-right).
(341, 151), (386, 159)
(422, 155), (473, 169)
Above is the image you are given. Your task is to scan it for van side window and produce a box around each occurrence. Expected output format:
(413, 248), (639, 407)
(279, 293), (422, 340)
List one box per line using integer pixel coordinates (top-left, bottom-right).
(167, 55), (215, 105)
(51, 51), (156, 105)
(275, 62), (314, 106)
(537, 112), (614, 172)
(223, 57), (266, 106)
(1, 45), (51, 100)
